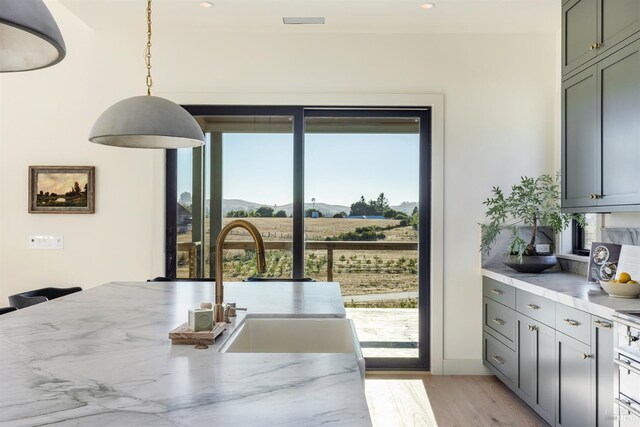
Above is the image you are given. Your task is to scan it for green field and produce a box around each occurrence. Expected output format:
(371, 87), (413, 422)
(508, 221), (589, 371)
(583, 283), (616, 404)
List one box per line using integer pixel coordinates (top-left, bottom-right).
(177, 218), (419, 302)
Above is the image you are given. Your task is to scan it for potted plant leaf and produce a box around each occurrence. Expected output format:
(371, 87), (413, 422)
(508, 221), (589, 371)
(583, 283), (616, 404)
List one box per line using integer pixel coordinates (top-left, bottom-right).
(480, 173), (584, 273)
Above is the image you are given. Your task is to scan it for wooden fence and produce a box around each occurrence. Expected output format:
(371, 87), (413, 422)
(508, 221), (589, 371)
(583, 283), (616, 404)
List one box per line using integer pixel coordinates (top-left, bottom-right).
(177, 240), (418, 281)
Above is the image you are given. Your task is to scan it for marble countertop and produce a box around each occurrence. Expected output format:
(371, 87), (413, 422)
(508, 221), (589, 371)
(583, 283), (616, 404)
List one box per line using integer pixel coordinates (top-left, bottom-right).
(482, 267), (640, 319)
(0, 281), (371, 426)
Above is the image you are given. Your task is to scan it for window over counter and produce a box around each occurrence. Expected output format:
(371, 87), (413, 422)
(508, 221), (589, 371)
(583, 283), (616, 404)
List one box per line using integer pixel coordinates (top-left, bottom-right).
(572, 213), (597, 256)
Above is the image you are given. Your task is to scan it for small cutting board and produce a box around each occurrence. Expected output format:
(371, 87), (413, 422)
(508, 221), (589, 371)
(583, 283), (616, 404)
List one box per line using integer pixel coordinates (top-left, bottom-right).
(169, 322), (227, 345)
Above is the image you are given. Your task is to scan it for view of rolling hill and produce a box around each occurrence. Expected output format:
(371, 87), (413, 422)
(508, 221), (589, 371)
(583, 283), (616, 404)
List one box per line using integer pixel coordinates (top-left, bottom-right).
(214, 199), (418, 217)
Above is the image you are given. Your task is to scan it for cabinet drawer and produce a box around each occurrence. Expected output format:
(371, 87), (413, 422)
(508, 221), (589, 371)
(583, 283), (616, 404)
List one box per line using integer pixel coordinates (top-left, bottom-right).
(555, 304), (591, 345)
(616, 352), (640, 408)
(484, 297), (516, 348)
(516, 289), (556, 326)
(484, 331), (517, 386)
(482, 277), (515, 308)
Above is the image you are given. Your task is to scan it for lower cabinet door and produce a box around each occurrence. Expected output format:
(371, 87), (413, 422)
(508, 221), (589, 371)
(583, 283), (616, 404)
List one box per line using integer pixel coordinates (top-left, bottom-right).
(592, 316), (614, 427)
(557, 332), (594, 427)
(517, 313), (556, 425)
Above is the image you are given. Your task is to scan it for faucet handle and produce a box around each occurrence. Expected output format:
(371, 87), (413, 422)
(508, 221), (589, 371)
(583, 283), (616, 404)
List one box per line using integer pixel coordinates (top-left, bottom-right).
(226, 302), (247, 319)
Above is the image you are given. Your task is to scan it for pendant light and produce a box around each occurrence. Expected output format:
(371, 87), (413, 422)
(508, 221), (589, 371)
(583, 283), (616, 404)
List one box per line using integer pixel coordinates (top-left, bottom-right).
(89, 0), (204, 149)
(0, 0), (66, 72)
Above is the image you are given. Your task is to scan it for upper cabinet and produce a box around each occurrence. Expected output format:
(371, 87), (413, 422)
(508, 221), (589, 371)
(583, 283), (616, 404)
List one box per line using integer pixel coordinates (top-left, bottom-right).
(562, 0), (640, 212)
(563, 0), (640, 76)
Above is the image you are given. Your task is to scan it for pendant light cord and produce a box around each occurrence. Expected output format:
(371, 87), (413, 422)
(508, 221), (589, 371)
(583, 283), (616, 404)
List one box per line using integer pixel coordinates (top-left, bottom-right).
(145, 0), (153, 96)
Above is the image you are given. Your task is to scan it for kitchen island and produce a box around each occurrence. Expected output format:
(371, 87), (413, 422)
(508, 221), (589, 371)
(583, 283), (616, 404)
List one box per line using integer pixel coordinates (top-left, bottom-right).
(0, 281), (371, 426)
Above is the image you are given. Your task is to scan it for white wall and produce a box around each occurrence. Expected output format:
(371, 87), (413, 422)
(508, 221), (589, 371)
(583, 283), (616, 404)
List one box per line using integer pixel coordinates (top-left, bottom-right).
(0, 2), (558, 373)
(0, 3), (166, 305)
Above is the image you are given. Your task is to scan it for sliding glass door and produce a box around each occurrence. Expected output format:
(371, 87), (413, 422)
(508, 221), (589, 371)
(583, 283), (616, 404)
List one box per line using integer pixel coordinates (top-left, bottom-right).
(167, 106), (431, 370)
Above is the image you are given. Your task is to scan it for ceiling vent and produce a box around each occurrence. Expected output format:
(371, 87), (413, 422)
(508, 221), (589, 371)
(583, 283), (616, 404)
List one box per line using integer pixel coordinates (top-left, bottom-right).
(283, 17), (325, 25)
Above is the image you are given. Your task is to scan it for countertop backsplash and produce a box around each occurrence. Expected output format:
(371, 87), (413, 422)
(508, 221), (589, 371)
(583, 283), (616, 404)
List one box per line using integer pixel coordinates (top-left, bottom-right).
(600, 228), (640, 245)
(481, 226), (556, 269)
(482, 226), (640, 278)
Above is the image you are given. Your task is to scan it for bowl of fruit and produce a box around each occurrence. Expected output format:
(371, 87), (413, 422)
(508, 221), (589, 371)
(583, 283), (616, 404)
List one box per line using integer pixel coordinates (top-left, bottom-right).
(600, 272), (640, 299)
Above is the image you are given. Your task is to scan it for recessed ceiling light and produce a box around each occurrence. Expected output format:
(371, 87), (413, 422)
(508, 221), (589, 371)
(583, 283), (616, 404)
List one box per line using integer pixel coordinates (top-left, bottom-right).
(200, 2), (214, 8)
(421, 3), (435, 9)
(283, 17), (325, 25)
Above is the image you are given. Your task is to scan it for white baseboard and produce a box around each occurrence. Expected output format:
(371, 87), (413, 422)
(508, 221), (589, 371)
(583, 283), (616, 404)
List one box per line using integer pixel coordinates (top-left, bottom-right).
(441, 358), (491, 375)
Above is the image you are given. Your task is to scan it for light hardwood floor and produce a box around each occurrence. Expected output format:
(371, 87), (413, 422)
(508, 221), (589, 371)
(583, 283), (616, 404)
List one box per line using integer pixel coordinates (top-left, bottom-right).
(365, 373), (547, 427)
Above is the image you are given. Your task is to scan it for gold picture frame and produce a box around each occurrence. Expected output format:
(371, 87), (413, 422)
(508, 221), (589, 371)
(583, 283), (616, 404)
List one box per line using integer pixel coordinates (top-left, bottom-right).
(29, 166), (95, 214)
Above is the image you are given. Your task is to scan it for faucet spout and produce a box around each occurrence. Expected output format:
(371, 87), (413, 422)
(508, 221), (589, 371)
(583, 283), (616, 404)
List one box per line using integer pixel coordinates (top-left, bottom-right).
(214, 219), (266, 323)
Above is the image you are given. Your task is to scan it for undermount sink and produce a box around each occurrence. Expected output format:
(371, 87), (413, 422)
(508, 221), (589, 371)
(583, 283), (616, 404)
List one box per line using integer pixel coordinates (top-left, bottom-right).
(219, 318), (365, 380)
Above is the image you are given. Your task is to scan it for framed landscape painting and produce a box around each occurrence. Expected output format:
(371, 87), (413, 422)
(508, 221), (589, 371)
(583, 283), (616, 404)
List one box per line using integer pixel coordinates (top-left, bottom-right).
(29, 166), (95, 214)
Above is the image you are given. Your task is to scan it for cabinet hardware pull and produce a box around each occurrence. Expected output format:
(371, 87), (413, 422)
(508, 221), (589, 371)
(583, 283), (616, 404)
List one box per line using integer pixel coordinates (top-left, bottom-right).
(614, 358), (640, 376)
(589, 43), (596, 50)
(526, 304), (540, 310)
(582, 353), (591, 359)
(528, 325), (537, 332)
(615, 398), (640, 419)
(563, 319), (580, 327)
(589, 194), (595, 199)
(593, 320), (612, 329)
(594, 42), (602, 49)
(490, 289), (504, 295)
(491, 355), (505, 365)
(492, 318), (506, 326)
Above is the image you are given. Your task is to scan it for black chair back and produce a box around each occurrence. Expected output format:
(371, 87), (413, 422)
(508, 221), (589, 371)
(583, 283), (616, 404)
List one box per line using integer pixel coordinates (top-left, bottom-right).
(0, 307), (17, 315)
(9, 287), (82, 309)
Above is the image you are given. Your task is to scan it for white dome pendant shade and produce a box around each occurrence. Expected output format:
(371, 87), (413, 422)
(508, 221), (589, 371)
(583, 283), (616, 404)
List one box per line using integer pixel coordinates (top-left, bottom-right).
(0, 0), (66, 72)
(89, 96), (205, 149)
(88, 0), (204, 149)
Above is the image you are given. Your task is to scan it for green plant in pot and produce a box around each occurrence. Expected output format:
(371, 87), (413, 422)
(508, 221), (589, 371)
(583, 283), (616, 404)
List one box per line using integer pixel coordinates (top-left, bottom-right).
(480, 173), (584, 273)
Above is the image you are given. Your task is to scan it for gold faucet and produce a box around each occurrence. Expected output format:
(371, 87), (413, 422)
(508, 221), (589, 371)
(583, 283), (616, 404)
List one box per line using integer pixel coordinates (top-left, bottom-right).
(214, 219), (266, 323)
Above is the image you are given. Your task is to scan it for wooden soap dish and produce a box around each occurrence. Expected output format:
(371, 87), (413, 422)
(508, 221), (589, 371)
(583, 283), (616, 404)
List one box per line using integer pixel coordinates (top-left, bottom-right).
(169, 322), (227, 345)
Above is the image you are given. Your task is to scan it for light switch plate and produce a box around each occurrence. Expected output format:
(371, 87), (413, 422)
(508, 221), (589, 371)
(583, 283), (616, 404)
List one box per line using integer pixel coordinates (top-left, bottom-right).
(535, 244), (551, 254)
(29, 236), (63, 250)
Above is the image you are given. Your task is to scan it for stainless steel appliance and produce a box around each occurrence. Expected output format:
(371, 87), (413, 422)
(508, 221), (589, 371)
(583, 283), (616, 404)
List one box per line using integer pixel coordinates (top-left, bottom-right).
(613, 311), (640, 426)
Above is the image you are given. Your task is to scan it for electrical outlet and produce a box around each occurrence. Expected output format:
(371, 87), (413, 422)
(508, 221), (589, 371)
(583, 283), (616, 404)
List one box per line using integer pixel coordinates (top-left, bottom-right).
(29, 236), (63, 250)
(536, 244), (551, 254)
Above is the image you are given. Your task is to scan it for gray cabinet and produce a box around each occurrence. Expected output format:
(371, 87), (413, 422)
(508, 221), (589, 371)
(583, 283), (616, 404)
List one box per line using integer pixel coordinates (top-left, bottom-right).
(562, 39), (640, 211)
(562, 66), (599, 209)
(598, 40), (640, 207)
(591, 316), (614, 427)
(482, 276), (616, 426)
(563, 0), (640, 76)
(517, 313), (556, 425)
(557, 332), (594, 427)
(563, 0), (598, 75)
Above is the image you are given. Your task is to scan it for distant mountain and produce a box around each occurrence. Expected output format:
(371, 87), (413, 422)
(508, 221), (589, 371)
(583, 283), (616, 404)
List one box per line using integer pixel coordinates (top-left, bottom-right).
(207, 199), (418, 217)
(391, 201), (418, 215)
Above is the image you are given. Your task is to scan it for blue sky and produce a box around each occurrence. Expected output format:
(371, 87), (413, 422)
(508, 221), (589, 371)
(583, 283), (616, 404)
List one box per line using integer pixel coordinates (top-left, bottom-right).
(178, 133), (419, 207)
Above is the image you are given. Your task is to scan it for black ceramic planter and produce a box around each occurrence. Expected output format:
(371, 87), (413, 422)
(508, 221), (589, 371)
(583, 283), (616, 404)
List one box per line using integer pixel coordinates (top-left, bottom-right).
(503, 254), (557, 273)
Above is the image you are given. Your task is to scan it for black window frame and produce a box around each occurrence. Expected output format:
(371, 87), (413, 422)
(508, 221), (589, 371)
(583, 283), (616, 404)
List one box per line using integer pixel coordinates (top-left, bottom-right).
(572, 218), (591, 256)
(165, 104), (432, 371)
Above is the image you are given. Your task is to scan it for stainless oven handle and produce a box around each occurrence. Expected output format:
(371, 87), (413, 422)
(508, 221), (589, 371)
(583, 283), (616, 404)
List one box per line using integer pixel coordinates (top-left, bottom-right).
(612, 315), (640, 329)
(615, 398), (640, 419)
(614, 358), (640, 376)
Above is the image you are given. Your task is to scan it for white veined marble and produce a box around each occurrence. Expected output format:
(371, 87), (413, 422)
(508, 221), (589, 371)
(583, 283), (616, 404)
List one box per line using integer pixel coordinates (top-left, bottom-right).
(0, 281), (371, 426)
